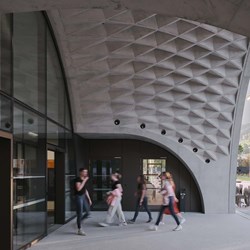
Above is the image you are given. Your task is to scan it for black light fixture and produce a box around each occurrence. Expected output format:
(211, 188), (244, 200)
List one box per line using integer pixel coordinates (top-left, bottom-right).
(161, 129), (166, 135)
(4, 122), (11, 129)
(114, 119), (120, 125)
(27, 118), (34, 124)
(193, 148), (198, 153)
(178, 138), (183, 143)
(140, 123), (146, 129)
(205, 159), (210, 164)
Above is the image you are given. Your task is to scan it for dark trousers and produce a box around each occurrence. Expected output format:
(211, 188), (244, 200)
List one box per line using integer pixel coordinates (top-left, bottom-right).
(76, 194), (91, 229)
(155, 196), (180, 226)
(132, 196), (152, 221)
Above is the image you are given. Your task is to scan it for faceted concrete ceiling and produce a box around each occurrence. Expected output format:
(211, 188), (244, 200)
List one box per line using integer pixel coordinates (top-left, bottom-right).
(48, 9), (249, 161)
(2, 0), (250, 38)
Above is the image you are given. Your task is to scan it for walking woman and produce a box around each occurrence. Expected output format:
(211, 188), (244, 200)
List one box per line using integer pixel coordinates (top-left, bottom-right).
(129, 174), (152, 223)
(99, 173), (127, 227)
(149, 171), (182, 231)
(161, 172), (185, 225)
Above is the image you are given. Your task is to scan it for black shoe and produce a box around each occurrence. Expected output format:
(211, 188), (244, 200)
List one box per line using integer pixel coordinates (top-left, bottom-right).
(146, 218), (152, 223)
(128, 219), (135, 223)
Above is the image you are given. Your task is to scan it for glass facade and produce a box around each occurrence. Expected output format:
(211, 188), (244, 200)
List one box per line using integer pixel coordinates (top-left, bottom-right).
(65, 132), (76, 220)
(47, 29), (66, 125)
(0, 11), (76, 250)
(0, 14), (12, 95)
(13, 13), (46, 113)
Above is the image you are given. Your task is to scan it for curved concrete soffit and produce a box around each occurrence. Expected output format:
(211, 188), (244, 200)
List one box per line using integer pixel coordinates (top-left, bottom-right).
(228, 46), (250, 213)
(82, 132), (206, 212)
(2, 0), (250, 37)
(47, 9), (250, 212)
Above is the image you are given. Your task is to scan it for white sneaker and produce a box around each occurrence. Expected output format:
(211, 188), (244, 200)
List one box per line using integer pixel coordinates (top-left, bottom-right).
(77, 229), (86, 236)
(149, 225), (158, 231)
(180, 218), (186, 224)
(99, 222), (109, 227)
(119, 221), (128, 226)
(159, 221), (165, 225)
(173, 225), (182, 231)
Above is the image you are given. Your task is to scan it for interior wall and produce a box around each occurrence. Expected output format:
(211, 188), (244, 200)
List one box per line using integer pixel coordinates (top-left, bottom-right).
(74, 136), (203, 212)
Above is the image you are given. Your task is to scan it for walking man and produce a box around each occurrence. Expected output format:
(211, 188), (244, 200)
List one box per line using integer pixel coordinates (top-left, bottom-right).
(75, 168), (92, 235)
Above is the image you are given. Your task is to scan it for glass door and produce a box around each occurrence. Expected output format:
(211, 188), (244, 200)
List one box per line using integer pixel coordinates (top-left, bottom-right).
(142, 159), (166, 206)
(47, 150), (55, 227)
(90, 159), (121, 210)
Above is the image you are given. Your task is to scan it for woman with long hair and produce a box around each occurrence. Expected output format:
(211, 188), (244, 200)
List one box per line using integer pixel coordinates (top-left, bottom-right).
(161, 172), (185, 225)
(129, 174), (152, 223)
(149, 171), (182, 231)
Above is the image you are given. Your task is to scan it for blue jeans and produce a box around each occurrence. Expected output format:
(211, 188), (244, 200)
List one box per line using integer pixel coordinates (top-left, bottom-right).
(155, 196), (180, 226)
(76, 194), (91, 229)
(132, 197), (152, 221)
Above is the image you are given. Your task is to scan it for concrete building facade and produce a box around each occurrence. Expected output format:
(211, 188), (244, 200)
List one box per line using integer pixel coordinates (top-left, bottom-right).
(1, 1), (250, 249)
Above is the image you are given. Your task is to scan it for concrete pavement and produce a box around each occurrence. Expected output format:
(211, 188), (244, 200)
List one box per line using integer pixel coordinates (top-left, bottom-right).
(30, 211), (250, 250)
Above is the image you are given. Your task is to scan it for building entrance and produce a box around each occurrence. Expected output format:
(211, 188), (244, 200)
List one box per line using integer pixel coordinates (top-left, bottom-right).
(47, 150), (55, 227)
(0, 132), (12, 250)
(90, 158), (121, 210)
(142, 159), (166, 206)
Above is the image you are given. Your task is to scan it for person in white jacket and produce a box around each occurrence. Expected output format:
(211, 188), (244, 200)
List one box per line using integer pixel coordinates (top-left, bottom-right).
(99, 173), (127, 227)
(149, 171), (182, 231)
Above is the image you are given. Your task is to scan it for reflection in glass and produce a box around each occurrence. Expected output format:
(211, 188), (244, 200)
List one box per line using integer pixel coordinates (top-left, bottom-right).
(13, 178), (45, 206)
(14, 105), (45, 143)
(65, 184), (76, 221)
(13, 201), (46, 250)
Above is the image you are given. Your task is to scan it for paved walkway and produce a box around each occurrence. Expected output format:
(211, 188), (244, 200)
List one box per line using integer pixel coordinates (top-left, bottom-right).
(30, 212), (250, 250)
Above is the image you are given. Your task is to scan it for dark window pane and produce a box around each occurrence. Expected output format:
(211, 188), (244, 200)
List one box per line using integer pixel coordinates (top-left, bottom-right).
(65, 132), (76, 220)
(65, 132), (74, 174)
(65, 94), (72, 130)
(13, 177), (45, 206)
(13, 201), (46, 250)
(13, 106), (23, 140)
(13, 12), (46, 113)
(0, 94), (12, 131)
(47, 29), (65, 124)
(47, 120), (65, 147)
(0, 14), (12, 94)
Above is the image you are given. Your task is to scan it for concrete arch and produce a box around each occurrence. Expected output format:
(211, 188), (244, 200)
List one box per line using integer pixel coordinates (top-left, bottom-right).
(1, 1), (250, 37)
(85, 132), (205, 213)
(0, 2), (247, 213)
(46, 9), (250, 213)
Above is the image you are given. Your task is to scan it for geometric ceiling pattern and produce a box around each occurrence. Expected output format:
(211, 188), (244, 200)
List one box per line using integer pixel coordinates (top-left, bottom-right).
(50, 9), (249, 161)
